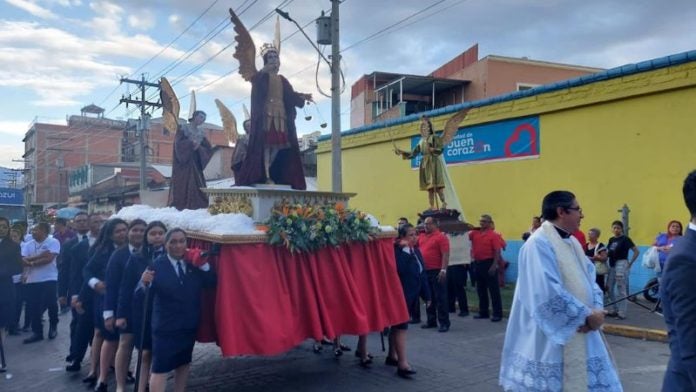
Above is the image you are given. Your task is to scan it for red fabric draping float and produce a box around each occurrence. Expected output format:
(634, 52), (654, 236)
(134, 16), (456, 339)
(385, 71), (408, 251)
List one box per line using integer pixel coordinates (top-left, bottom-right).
(191, 237), (408, 356)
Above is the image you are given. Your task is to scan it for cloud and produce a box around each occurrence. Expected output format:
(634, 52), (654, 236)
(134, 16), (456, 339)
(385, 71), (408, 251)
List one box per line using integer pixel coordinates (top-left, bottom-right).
(0, 121), (32, 136)
(128, 11), (156, 31)
(5, 0), (58, 19)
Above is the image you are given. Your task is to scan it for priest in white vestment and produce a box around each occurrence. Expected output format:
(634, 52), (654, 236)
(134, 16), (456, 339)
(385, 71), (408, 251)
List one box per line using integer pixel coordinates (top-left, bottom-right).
(499, 191), (622, 392)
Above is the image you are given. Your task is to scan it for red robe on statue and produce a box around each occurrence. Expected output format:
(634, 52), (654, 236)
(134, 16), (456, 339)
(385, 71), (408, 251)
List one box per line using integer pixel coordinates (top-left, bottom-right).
(235, 72), (307, 190)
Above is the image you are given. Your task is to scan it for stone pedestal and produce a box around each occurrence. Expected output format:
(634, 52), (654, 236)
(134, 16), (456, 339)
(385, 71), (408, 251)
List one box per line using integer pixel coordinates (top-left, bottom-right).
(203, 186), (357, 223)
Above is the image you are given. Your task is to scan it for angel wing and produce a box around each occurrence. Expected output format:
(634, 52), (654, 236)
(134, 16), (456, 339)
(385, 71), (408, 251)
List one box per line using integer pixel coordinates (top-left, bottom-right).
(160, 77), (180, 135)
(229, 8), (258, 82)
(215, 99), (239, 145)
(440, 107), (471, 146)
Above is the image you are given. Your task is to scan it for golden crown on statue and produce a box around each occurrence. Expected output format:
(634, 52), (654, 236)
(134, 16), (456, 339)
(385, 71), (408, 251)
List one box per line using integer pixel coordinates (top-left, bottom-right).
(260, 43), (278, 57)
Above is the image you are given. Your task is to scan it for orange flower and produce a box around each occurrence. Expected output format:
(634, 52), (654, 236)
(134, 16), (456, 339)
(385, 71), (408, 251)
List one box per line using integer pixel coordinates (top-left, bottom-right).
(335, 202), (345, 212)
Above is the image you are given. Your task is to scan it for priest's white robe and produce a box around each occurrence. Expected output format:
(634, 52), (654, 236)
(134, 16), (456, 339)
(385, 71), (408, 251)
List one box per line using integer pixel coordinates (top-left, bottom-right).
(499, 229), (622, 391)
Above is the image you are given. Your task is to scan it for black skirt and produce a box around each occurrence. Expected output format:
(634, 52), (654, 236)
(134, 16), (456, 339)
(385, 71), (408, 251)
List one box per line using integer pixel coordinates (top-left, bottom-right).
(93, 293), (119, 342)
(151, 329), (197, 373)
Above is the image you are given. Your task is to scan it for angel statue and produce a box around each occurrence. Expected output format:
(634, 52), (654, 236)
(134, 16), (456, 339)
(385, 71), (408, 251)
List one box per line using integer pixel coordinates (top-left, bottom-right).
(161, 77), (213, 210)
(229, 9), (312, 190)
(215, 99), (250, 180)
(394, 109), (470, 210)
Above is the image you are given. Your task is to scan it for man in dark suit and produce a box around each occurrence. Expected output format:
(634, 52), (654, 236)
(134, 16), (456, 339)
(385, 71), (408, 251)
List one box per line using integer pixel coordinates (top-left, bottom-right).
(66, 213), (103, 373)
(57, 211), (87, 365)
(661, 169), (696, 391)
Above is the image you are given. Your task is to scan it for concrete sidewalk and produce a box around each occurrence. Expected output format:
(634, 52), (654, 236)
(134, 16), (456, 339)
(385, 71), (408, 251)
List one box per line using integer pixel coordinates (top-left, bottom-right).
(603, 297), (667, 342)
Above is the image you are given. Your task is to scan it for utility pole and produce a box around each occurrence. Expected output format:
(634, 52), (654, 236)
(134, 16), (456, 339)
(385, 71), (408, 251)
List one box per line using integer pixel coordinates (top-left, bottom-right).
(330, 0), (342, 193)
(120, 74), (161, 192)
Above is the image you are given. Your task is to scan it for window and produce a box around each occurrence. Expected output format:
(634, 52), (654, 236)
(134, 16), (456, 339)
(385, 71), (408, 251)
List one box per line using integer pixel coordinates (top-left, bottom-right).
(516, 82), (540, 91)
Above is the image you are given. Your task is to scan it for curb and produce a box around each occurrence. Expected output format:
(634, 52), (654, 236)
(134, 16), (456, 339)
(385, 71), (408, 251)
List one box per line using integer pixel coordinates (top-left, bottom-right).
(467, 306), (667, 343)
(602, 323), (668, 343)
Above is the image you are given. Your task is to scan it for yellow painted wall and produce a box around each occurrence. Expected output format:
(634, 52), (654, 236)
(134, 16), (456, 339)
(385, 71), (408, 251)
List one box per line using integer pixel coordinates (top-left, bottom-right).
(318, 61), (696, 245)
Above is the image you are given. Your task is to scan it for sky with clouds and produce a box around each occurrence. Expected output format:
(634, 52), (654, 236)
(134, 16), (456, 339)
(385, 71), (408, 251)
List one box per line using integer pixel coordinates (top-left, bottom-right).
(0, 0), (694, 169)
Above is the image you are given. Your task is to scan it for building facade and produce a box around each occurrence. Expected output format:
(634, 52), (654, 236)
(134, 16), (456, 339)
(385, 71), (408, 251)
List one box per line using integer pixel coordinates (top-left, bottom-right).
(350, 44), (603, 128)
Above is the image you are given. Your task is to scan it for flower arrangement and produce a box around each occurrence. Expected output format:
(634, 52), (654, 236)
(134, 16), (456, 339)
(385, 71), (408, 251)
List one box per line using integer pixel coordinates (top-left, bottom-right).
(266, 202), (379, 253)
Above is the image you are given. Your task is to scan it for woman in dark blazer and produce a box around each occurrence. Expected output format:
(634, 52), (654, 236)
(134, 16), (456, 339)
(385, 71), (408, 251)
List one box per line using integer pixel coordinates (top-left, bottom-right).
(140, 228), (215, 392)
(386, 223), (431, 379)
(117, 220), (167, 392)
(0, 217), (22, 371)
(105, 218), (145, 392)
(79, 218), (128, 391)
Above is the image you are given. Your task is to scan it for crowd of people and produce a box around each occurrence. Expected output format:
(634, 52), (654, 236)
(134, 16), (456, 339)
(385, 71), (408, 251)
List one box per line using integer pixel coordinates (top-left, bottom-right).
(0, 212), (216, 392)
(2, 172), (696, 391)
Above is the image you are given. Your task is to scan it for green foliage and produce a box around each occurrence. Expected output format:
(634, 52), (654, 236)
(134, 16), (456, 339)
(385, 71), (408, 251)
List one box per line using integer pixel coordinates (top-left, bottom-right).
(265, 202), (380, 253)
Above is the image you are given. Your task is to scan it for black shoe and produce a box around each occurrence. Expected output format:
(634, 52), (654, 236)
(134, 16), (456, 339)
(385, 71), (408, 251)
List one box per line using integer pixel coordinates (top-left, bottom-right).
(94, 382), (108, 392)
(339, 343), (351, 352)
(320, 338), (333, 345)
(408, 319), (421, 324)
(437, 325), (450, 333)
(333, 347), (343, 358)
(458, 311), (470, 317)
(354, 350), (374, 360)
(396, 367), (417, 379)
(473, 314), (489, 319)
(0, 367), (6, 373)
(127, 371), (135, 384)
(312, 343), (322, 354)
(385, 356), (399, 367)
(359, 357), (373, 368)
(48, 326), (57, 339)
(23, 334), (43, 344)
(420, 323), (437, 329)
(491, 316), (502, 322)
(65, 354), (74, 362)
(65, 361), (81, 372)
(82, 375), (97, 387)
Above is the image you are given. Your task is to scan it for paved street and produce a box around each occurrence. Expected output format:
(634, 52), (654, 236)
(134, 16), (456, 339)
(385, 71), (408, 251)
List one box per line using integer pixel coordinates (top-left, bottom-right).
(1, 307), (668, 391)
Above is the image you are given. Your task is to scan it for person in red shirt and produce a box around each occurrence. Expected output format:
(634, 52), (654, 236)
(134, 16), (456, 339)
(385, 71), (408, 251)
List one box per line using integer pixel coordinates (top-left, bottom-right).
(469, 214), (503, 322)
(417, 217), (450, 332)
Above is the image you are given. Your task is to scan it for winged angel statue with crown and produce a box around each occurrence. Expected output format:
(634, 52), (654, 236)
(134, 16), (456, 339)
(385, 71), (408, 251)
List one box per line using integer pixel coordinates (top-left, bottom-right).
(394, 109), (470, 211)
(228, 8), (313, 190)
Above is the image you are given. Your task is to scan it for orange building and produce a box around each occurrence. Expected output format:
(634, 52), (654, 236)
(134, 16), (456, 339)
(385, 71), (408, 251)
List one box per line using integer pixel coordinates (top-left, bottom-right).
(350, 44), (603, 128)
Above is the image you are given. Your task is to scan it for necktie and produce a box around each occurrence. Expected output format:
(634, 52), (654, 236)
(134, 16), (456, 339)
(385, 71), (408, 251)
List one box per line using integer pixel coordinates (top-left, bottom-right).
(412, 248), (423, 273)
(177, 261), (185, 284)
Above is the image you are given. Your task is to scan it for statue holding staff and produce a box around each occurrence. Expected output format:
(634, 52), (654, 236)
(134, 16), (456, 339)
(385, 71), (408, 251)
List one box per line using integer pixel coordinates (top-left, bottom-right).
(394, 109), (470, 210)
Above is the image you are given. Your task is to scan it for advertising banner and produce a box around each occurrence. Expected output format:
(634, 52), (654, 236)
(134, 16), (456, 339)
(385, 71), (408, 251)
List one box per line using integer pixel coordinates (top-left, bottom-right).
(410, 116), (540, 168)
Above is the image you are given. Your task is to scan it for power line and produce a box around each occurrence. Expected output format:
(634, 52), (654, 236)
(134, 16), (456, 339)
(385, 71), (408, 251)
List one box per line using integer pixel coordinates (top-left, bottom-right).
(341, 0), (447, 53)
(23, 0), (298, 165)
(131, 0), (222, 78)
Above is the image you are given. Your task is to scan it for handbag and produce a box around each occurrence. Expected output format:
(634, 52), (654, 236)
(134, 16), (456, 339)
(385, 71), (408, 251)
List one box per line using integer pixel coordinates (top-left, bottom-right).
(591, 244), (609, 275)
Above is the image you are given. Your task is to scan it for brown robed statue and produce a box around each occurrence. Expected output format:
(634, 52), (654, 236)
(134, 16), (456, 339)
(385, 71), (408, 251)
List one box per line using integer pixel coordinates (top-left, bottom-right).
(228, 9), (312, 190)
(161, 78), (213, 210)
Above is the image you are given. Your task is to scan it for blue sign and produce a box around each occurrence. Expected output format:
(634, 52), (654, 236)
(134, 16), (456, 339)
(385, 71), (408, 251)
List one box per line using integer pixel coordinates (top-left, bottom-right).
(0, 187), (23, 205)
(411, 116), (540, 168)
